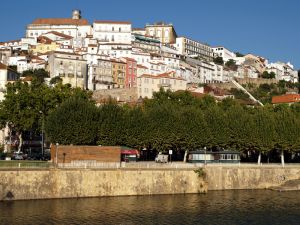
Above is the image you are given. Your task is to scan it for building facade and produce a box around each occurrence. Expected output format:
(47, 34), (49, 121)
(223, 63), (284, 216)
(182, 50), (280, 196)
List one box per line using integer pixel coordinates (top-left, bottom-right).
(48, 51), (87, 89)
(93, 21), (132, 44)
(137, 72), (187, 99)
(175, 37), (214, 62)
(145, 22), (177, 44)
(122, 57), (137, 88)
(111, 59), (126, 88)
(212, 46), (236, 62)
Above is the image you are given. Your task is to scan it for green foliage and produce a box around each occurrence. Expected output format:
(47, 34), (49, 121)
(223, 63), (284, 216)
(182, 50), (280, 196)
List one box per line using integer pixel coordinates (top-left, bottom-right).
(225, 59), (238, 71)
(261, 71), (276, 79)
(45, 97), (99, 145)
(22, 69), (49, 85)
(230, 88), (250, 101)
(213, 56), (224, 65)
(49, 76), (63, 85)
(0, 79), (92, 142)
(235, 52), (244, 57)
(194, 168), (206, 178)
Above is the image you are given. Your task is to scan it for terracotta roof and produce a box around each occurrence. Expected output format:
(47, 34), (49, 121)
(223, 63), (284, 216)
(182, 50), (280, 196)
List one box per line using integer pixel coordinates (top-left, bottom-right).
(44, 31), (73, 40)
(31, 18), (89, 26)
(88, 44), (98, 47)
(137, 64), (148, 69)
(122, 57), (137, 62)
(140, 72), (185, 80)
(133, 28), (145, 31)
(0, 62), (7, 69)
(94, 20), (131, 24)
(272, 94), (300, 104)
(37, 36), (53, 44)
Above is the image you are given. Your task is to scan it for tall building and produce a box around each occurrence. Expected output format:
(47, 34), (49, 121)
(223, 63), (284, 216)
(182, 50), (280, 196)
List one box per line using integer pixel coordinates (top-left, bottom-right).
(175, 37), (214, 61)
(145, 22), (177, 44)
(93, 21), (132, 44)
(26, 10), (92, 48)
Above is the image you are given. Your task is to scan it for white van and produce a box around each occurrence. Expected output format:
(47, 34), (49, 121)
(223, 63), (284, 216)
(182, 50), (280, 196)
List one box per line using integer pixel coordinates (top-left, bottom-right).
(155, 153), (168, 163)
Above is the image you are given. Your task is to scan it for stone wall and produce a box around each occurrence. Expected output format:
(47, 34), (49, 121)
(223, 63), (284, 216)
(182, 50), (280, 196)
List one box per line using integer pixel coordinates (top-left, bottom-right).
(0, 169), (206, 201)
(205, 166), (300, 190)
(1, 166), (300, 201)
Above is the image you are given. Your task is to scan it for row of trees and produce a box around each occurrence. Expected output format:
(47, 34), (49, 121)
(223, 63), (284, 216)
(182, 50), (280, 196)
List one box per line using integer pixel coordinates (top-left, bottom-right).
(44, 89), (300, 165)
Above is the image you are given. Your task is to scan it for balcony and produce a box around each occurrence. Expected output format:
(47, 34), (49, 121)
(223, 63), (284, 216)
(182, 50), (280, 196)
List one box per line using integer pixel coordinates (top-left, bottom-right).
(158, 83), (171, 88)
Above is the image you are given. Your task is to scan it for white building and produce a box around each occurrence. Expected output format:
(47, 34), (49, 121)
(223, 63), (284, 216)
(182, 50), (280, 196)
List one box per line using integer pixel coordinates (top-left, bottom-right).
(266, 62), (298, 83)
(93, 20), (132, 44)
(137, 71), (187, 99)
(174, 37), (214, 61)
(212, 46), (236, 62)
(26, 10), (92, 48)
(0, 63), (20, 100)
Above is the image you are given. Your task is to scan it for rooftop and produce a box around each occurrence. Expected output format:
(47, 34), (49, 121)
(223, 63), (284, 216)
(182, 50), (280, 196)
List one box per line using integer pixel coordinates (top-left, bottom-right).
(272, 94), (300, 104)
(94, 20), (131, 25)
(31, 18), (89, 26)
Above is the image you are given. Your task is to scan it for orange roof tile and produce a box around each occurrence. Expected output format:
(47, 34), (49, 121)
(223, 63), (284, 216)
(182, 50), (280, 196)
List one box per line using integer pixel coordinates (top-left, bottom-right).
(272, 94), (300, 104)
(31, 18), (89, 26)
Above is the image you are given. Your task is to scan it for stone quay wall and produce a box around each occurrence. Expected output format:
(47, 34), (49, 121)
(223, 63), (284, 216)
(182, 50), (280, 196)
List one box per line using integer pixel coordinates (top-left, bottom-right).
(0, 169), (206, 201)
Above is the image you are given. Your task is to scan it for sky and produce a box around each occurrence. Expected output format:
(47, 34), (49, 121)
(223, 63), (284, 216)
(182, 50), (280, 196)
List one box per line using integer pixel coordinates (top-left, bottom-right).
(0, 0), (299, 69)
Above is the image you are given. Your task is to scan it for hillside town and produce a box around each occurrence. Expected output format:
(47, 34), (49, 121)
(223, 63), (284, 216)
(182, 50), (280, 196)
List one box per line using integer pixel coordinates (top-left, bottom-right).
(0, 10), (299, 104)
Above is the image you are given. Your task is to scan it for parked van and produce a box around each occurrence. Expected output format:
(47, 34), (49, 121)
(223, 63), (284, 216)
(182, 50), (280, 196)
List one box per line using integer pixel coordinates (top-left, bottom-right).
(155, 153), (168, 163)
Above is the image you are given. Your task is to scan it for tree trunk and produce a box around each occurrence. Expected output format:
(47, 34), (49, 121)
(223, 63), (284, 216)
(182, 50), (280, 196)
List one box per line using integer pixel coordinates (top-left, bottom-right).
(17, 132), (23, 153)
(257, 152), (261, 165)
(183, 150), (189, 163)
(281, 149), (285, 167)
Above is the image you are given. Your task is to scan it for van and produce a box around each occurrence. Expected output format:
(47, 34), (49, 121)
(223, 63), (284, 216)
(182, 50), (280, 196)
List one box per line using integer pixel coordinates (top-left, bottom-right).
(155, 153), (168, 163)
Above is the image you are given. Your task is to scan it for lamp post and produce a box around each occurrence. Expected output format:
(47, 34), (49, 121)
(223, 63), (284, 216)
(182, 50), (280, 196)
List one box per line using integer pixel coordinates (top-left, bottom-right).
(204, 147), (207, 166)
(39, 111), (44, 158)
(55, 143), (59, 168)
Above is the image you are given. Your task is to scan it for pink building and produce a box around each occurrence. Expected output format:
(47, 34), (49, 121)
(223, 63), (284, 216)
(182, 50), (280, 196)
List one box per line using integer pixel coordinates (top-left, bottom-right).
(122, 57), (137, 88)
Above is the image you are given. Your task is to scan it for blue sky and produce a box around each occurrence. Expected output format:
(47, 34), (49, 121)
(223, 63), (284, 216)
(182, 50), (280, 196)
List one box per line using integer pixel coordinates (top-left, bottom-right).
(1, 0), (299, 69)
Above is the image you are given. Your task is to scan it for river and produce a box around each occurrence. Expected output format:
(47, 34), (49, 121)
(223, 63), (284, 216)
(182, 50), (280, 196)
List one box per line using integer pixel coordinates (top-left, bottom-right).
(0, 190), (299, 225)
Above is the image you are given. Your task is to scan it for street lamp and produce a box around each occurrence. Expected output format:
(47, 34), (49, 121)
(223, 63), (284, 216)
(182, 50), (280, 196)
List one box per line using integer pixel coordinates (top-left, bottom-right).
(55, 143), (59, 168)
(204, 147), (207, 166)
(39, 111), (44, 158)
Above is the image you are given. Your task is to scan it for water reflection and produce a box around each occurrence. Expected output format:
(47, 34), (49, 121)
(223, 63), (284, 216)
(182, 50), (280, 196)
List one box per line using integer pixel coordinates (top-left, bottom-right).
(0, 190), (299, 225)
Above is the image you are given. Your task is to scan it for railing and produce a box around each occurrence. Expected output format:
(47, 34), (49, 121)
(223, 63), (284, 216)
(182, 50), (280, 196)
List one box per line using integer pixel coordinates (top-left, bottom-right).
(0, 160), (52, 169)
(1, 160), (300, 170)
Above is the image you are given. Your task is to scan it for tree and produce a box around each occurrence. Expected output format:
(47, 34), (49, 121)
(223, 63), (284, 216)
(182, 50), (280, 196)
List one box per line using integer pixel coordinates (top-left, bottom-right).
(0, 79), (92, 152)
(225, 59), (238, 71)
(45, 97), (99, 145)
(235, 52), (245, 57)
(213, 56), (224, 65)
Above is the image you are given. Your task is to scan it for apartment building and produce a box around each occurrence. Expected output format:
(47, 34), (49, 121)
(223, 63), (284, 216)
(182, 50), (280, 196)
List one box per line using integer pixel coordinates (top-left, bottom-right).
(111, 59), (126, 88)
(212, 46), (236, 62)
(175, 37), (214, 62)
(93, 20), (132, 44)
(137, 71), (187, 99)
(48, 51), (87, 89)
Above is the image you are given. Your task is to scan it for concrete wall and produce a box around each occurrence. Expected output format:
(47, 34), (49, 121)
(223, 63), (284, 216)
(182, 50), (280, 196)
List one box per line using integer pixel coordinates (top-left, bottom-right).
(0, 169), (206, 201)
(205, 166), (300, 190)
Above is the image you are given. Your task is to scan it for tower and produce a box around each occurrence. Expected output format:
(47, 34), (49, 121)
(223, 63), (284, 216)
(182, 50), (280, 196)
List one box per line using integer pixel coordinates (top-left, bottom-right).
(72, 10), (81, 20)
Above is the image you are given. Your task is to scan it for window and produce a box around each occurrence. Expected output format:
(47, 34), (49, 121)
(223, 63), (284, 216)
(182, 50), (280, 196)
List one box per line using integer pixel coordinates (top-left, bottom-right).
(112, 27), (114, 31)
(119, 27), (121, 32)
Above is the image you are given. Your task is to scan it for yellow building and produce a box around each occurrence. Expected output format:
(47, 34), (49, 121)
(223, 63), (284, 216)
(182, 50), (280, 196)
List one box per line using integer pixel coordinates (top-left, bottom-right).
(145, 22), (177, 44)
(111, 59), (126, 88)
(31, 36), (59, 54)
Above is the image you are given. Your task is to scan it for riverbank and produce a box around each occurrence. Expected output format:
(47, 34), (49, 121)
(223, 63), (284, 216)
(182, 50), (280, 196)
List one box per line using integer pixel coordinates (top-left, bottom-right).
(0, 168), (207, 201)
(1, 164), (300, 201)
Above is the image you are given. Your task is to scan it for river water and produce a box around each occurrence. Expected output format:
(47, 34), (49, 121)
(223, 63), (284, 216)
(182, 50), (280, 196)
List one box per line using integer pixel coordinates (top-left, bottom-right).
(0, 190), (299, 225)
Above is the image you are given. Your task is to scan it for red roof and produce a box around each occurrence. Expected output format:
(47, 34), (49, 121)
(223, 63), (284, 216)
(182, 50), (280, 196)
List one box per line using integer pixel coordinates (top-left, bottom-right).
(272, 94), (300, 104)
(0, 62), (7, 69)
(44, 31), (73, 40)
(31, 18), (89, 26)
